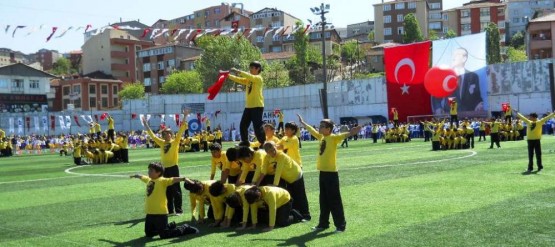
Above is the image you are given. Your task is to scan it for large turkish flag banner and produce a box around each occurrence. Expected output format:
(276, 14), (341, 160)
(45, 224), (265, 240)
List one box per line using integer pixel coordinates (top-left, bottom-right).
(384, 41), (432, 123)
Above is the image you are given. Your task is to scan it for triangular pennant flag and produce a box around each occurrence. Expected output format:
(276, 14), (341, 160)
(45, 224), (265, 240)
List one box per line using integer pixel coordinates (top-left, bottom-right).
(55, 26), (73, 38)
(141, 28), (151, 38)
(5, 25), (10, 34)
(46, 27), (58, 42)
(12, 25), (26, 38)
(84, 24), (92, 33)
(303, 24), (311, 35)
(74, 115), (81, 127)
(139, 114), (145, 127)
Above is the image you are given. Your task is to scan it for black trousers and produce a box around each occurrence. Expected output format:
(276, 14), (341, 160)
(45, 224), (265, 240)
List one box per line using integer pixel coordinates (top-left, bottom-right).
(505, 115), (512, 125)
(257, 200), (293, 227)
(287, 176), (310, 219)
(163, 165), (183, 214)
(527, 140), (542, 171)
(372, 133), (378, 143)
(466, 133), (474, 148)
(73, 157), (81, 166)
(450, 115), (458, 127)
(227, 175), (239, 184)
(490, 133), (500, 148)
(318, 172), (346, 229)
(277, 122), (284, 134)
(240, 107), (265, 145)
(202, 141), (208, 152)
(121, 149), (129, 163)
(341, 138), (348, 147)
(244, 171), (255, 184)
(144, 214), (197, 239)
(108, 129), (115, 142)
(479, 130), (486, 141)
(432, 141), (440, 151)
(424, 131), (431, 142)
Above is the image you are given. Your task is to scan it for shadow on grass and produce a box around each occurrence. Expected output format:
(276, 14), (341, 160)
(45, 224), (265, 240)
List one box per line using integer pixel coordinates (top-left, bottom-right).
(252, 230), (335, 247)
(521, 171), (540, 175)
(98, 236), (154, 247)
(114, 218), (143, 228)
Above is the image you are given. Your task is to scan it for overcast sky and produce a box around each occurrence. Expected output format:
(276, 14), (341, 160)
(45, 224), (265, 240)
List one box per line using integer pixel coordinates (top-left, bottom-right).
(0, 0), (465, 54)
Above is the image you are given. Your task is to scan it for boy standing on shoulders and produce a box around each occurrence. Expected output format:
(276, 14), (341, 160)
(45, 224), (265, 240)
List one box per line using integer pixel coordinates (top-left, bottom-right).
(227, 61), (265, 147)
(297, 114), (361, 233)
(515, 110), (555, 173)
(130, 162), (199, 239)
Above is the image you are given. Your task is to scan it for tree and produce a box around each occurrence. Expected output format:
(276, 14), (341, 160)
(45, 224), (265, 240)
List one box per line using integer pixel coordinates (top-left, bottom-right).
(506, 47), (528, 62)
(51, 57), (72, 75)
(286, 21), (322, 84)
(195, 35), (263, 92)
(427, 29), (439, 41)
(402, 13), (424, 43)
(485, 22), (501, 64)
(264, 61), (292, 88)
(367, 31), (375, 43)
(341, 40), (366, 79)
(510, 31), (525, 49)
(160, 70), (203, 94)
(118, 82), (145, 100)
(445, 29), (457, 39)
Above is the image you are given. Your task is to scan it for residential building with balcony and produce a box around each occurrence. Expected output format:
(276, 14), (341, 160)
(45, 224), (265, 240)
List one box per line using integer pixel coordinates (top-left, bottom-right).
(347, 21), (375, 42)
(64, 50), (83, 73)
(0, 63), (56, 113)
(82, 24), (153, 83)
(282, 29), (342, 57)
(51, 72), (122, 111)
(137, 44), (202, 94)
(250, 8), (300, 53)
(506, 0), (554, 41)
(0, 48), (29, 67)
(34, 49), (62, 71)
(373, 0), (443, 43)
(527, 12), (555, 60)
(442, 0), (506, 43)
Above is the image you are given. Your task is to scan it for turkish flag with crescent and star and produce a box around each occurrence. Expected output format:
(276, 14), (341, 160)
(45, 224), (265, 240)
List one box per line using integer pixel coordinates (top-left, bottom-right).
(384, 41), (432, 123)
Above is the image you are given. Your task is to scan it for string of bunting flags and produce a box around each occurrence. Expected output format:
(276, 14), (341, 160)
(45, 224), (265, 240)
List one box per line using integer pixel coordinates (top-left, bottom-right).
(1, 23), (314, 42)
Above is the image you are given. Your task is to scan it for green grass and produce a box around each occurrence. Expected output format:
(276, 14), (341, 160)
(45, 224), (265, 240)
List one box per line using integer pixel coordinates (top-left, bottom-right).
(1, 137), (555, 246)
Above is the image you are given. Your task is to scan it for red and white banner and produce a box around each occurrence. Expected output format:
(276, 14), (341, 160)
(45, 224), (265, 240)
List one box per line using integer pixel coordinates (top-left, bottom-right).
(384, 41), (432, 123)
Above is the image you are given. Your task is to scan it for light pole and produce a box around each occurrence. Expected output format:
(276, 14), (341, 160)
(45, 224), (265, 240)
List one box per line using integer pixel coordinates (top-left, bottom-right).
(311, 3), (330, 119)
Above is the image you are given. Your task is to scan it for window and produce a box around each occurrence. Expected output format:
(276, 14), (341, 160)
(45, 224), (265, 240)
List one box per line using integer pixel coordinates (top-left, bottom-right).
(461, 10), (470, 18)
(113, 98), (118, 107)
(12, 79), (23, 91)
(72, 85), (81, 94)
(498, 21), (505, 28)
(102, 97), (108, 108)
(383, 4), (391, 11)
(205, 10), (210, 16)
(89, 84), (96, 94)
(0, 78), (8, 88)
(101, 85), (108, 94)
(408, 2), (416, 9)
(512, 9), (519, 15)
(430, 3), (441, 9)
(480, 8), (490, 17)
(256, 36), (264, 43)
(272, 35), (281, 42)
(480, 22), (489, 30)
(157, 61), (165, 70)
(397, 27), (404, 35)
(397, 14), (404, 22)
(167, 59), (175, 68)
(271, 46), (282, 52)
(384, 28), (392, 35)
(272, 21), (281, 28)
(498, 8), (505, 15)
(430, 13), (442, 19)
(384, 15), (392, 23)
(112, 85), (118, 95)
(29, 80), (39, 89)
(429, 22), (442, 30)
(215, 20), (220, 27)
(513, 18), (520, 23)
(73, 99), (81, 108)
(214, 8), (221, 14)
(443, 27), (449, 33)
(124, 59), (129, 64)
(63, 99), (70, 109)
(159, 76), (165, 83)
(63, 86), (70, 95)
(144, 78), (151, 86)
(443, 14), (448, 20)
(89, 97), (97, 108)
(395, 3), (404, 10)
(461, 24), (471, 31)
(143, 63), (151, 72)
(205, 21), (211, 28)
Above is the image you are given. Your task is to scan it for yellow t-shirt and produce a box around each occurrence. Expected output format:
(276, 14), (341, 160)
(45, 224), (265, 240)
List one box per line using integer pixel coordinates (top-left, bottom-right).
(108, 117), (114, 130)
(278, 135), (301, 167)
(223, 160), (242, 176)
(94, 123), (101, 133)
(216, 130), (222, 139)
(264, 151), (302, 185)
(228, 70), (264, 108)
(450, 102), (458, 115)
(189, 180), (215, 219)
(305, 125), (349, 172)
(210, 183), (236, 220)
(140, 176), (173, 215)
(146, 122), (187, 168)
(278, 112), (284, 123)
(239, 150), (266, 183)
(211, 151), (229, 176)
(250, 186), (291, 227)
(518, 112), (555, 140)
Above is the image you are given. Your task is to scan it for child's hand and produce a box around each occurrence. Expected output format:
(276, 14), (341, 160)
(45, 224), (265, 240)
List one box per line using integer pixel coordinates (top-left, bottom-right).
(297, 114), (305, 125)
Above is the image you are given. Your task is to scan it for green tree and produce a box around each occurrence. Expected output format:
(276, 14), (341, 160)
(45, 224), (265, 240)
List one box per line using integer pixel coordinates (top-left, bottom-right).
(427, 29), (439, 41)
(160, 70), (203, 94)
(485, 22), (501, 64)
(51, 57), (72, 75)
(286, 21), (323, 84)
(367, 31), (375, 43)
(264, 61), (292, 88)
(445, 29), (457, 39)
(506, 47), (528, 62)
(118, 82), (145, 100)
(341, 40), (366, 79)
(402, 13), (424, 43)
(510, 31), (525, 48)
(195, 35), (263, 91)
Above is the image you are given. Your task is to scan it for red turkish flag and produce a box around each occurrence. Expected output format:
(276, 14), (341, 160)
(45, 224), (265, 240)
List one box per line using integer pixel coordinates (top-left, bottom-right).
(385, 41), (432, 123)
(207, 71), (230, 100)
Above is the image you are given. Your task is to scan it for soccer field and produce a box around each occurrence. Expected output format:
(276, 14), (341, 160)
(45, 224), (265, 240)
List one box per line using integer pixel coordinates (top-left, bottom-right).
(1, 138), (555, 247)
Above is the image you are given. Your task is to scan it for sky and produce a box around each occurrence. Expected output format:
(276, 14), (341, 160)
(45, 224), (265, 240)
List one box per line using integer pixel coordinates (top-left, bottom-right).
(0, 0), (465, 54)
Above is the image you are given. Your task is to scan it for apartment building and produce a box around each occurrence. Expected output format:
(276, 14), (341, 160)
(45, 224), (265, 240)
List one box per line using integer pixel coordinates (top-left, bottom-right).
(250, 8), (301, 53)
(527, 12), (555, 60)
(506, 0), (555, 41)
(0, 63), (56, 112)
(442, 0), (506, 43)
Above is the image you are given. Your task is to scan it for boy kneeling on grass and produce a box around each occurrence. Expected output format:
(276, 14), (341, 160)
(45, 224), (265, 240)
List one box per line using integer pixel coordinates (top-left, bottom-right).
(130, 162), (199, 239)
